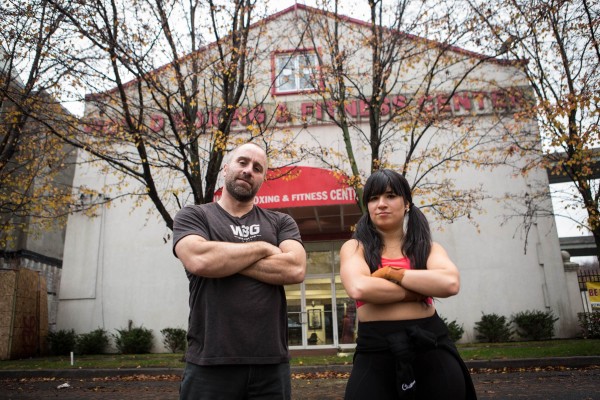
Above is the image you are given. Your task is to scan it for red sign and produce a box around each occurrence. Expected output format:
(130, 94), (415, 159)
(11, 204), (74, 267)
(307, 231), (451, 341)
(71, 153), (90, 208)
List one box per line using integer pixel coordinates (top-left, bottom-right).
(215, 166), (356, 209)
(83, 89), (528, 136)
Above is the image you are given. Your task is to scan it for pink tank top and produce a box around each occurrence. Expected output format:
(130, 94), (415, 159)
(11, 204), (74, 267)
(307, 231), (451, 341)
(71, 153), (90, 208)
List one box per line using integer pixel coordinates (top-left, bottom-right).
(356, 257), (433, 308)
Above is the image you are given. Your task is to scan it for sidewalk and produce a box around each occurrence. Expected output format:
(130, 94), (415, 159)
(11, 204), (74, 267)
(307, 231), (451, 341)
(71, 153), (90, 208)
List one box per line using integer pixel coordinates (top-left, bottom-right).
(1, 357), (599, 400)
(1, 356), (599, 379)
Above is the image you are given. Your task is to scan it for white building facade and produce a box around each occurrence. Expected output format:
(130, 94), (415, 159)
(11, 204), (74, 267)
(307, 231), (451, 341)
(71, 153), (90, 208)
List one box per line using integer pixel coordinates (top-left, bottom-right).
(57, 5), (583, 352)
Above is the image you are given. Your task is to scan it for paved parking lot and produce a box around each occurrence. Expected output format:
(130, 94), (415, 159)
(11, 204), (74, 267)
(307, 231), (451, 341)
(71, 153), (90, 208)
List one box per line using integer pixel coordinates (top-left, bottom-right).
(1, 366), (599, 399)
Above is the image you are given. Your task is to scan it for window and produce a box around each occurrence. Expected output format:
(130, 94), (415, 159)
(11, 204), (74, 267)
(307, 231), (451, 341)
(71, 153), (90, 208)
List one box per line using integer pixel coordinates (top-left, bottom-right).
(274, 51), (318, 94)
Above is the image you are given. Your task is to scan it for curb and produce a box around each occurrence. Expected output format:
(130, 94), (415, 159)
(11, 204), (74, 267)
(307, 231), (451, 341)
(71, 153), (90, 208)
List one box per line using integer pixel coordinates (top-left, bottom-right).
(466, 356), (600, 370)
(0, 367), (183, 379)
(1, 356), (599, 380)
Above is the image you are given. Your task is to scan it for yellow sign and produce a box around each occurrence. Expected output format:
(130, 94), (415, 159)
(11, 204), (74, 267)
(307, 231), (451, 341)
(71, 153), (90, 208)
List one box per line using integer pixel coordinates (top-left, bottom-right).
(586, 282), (600, 310)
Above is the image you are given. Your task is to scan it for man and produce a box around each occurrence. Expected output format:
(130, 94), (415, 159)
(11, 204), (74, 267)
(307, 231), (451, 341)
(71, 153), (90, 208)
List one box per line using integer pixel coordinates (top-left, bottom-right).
(173, 142), (307, 399)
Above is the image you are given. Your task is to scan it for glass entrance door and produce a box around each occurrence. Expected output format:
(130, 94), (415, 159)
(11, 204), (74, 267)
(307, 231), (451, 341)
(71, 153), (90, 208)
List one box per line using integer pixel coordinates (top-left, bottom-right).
(285, 241), (357, 349)
(305, 277), (333, 346)
(285, 278), (334, 347)
(285, 283), (303, 346)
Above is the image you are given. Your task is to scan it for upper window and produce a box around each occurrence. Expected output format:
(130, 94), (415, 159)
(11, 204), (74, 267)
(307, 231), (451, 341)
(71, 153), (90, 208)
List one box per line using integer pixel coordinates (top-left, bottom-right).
(274, 51), (319, 94)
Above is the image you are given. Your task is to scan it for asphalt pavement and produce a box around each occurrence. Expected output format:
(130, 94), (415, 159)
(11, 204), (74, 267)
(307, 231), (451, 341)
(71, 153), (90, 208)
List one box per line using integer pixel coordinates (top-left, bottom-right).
(1, 357), (599, 399)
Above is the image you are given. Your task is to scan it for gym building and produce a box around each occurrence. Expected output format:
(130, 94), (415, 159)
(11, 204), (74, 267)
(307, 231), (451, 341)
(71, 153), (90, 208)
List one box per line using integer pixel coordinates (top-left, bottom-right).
(56, 4), (583, 352)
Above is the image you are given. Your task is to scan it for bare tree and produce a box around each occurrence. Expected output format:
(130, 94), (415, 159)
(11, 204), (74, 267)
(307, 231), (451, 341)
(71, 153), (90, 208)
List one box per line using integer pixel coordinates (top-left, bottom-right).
(0, 0), (78, 248)
(7, 0), (547, 241)
(466, 0), (600, 260)
(46, 0), (305, 232)
(287, 0), (530, 223)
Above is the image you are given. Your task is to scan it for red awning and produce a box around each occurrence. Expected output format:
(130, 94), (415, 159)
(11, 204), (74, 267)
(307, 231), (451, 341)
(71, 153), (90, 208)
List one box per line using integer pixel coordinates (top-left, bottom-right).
(215, 166), (361, 237)
(215, 166), (357, 209)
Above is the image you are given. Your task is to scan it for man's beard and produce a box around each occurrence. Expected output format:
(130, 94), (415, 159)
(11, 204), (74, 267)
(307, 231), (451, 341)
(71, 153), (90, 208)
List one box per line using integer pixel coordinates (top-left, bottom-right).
(225, 177), (258, 202)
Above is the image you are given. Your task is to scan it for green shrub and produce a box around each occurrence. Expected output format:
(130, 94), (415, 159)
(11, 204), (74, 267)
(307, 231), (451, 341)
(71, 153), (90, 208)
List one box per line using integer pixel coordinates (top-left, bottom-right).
(161, 327), (187, 353)
(113, 320), (154, 354)
(441, 316), (464, 342)
(47, 329), (77, 355)
(578, 311), (600, 338)
(475, 313), (512, 342)
(512, 310), (558, 341)
(76, 328), (110, 355)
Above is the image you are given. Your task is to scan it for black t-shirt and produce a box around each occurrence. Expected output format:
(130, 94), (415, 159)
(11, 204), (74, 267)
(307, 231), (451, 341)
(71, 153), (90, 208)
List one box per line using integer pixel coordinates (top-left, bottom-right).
(172, 202), (302, 365)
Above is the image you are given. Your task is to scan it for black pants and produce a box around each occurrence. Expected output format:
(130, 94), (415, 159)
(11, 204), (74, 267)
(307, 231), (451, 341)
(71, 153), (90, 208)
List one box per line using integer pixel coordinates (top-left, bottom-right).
(344, 316), (469, 400)
(179, 363), (291, 400)
(344, 347), (466, 399)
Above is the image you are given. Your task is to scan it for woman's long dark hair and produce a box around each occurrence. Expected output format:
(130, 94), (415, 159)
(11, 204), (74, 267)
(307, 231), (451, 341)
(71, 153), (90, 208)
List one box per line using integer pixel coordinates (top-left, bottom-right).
(353, 169), (432, 272)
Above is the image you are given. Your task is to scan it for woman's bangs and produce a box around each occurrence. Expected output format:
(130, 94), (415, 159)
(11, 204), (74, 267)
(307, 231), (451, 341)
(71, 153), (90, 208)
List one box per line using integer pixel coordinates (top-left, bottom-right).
(366, 173), (392, 197)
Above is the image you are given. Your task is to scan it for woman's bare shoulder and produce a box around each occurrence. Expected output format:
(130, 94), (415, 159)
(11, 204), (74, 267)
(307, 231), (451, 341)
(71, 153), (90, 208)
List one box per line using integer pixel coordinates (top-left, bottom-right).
(341, 239), (363, 253)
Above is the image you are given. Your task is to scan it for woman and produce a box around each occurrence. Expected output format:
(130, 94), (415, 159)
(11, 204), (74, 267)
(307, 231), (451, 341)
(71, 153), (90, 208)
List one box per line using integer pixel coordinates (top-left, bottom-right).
(340, 169), (476, 400)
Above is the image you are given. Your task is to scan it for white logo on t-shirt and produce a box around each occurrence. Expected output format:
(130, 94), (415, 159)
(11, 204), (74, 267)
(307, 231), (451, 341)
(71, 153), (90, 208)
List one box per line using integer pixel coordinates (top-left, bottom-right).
(230, 224), (260, 240)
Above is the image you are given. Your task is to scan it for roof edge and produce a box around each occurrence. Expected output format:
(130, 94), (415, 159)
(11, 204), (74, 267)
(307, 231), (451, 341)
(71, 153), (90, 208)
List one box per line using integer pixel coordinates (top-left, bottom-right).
(84, 3), (527, 102)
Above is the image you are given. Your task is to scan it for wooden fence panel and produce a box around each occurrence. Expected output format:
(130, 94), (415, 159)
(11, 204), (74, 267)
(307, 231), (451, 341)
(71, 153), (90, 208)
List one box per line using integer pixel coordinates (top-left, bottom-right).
(0, 269), (48, 360)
